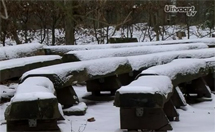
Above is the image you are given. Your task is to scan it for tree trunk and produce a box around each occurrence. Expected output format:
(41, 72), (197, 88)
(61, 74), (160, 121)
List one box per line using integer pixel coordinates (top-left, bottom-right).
(52, 24), (55, 45)
(64, 1), (75, 45)
(12, 30), (22, 44)
(186, 15), (190, 39)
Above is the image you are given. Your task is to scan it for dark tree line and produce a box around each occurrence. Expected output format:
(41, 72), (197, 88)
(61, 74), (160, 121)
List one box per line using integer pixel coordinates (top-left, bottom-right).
(0, 0), (214, 46)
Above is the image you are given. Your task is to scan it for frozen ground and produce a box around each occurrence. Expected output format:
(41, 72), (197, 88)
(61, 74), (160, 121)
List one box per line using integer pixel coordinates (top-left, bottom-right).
(1, 85), (214, 132)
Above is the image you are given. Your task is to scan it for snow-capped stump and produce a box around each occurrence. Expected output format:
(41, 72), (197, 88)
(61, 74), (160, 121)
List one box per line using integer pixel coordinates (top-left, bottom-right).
(0, 43), (43, 61)
(5, 77), (63, 132)
(63, 43), (208, 62)
(114, 75), (175, 131)
(0, 55), (62, 83)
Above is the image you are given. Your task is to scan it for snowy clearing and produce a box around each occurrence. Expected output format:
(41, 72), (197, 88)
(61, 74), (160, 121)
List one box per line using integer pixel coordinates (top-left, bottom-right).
(1, 85), (214, 132)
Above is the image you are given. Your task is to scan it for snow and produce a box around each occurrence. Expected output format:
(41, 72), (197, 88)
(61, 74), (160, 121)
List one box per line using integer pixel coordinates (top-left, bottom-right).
(11, 77), (56, 102)
(0, 55), (61, 70)
(45, 38), (215, 54)
(0, 85), (214, 132)
(21, 48), (215, 85)
(204, 57), (215, 69)
(141, 59), (206, 80)
(65, 43), (208, 61)
(0, 43), (43, 60)
(128, 48), (215, 71)
(63, 102), (87, 112)
(85, 57), (129, 76)
(21, 57), (129, 82)
(67, 86), (215, 132)
(151, 38), (215, 46)
(0, 85), (16, 101)
(117, 75), (173, 97)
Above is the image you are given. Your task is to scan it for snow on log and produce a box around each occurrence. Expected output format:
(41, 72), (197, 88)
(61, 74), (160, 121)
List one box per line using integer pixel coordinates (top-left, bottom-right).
(44, 38), (215, 55)
(128, 48), (215, 71)
(0, 43), (43, 61)
(21, 49), (215, 88)
(114, 75), (173, 108)
(21, 57), (131, 88)
(5, 77), (63, 121)
(0, 55), (62, 82)
(141, 59), (209, 86)
(63, 43), (208, 62)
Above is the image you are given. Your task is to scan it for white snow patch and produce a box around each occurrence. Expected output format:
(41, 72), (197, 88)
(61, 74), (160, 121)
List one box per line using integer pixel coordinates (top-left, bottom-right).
(63, 102), (87, 112)
(128, 48), (215, 71)
(11, 77), (56, 102)
(141, 59), (206, 80)
(0, 85), (16, 101)
(0, 43), (43, 60)
(45, 38), (215, 53)
(0, 85), (215, 132)
(118, 75), (173, 98)
(0, 55), (61, 70)
(66, 43), (208, 61)
(204, 57), (215, 68)
(21, 57), (129, 82)
(84, 57), (128, 76)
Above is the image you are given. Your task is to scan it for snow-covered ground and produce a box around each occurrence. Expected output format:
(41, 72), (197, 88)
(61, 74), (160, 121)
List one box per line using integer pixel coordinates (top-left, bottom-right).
(0, 85), (214, 132)
(1, 24), (214, 46)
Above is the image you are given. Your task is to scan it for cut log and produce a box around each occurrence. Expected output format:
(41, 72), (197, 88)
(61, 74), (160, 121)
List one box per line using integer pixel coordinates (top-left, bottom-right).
(0, 43), (43, 61)
(21, 57), (132, 89)
(141, 59), (209, 87)
(63, 43), (208, 62)
(44, 38), (215, 55)
(0, 55), (62, 82)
